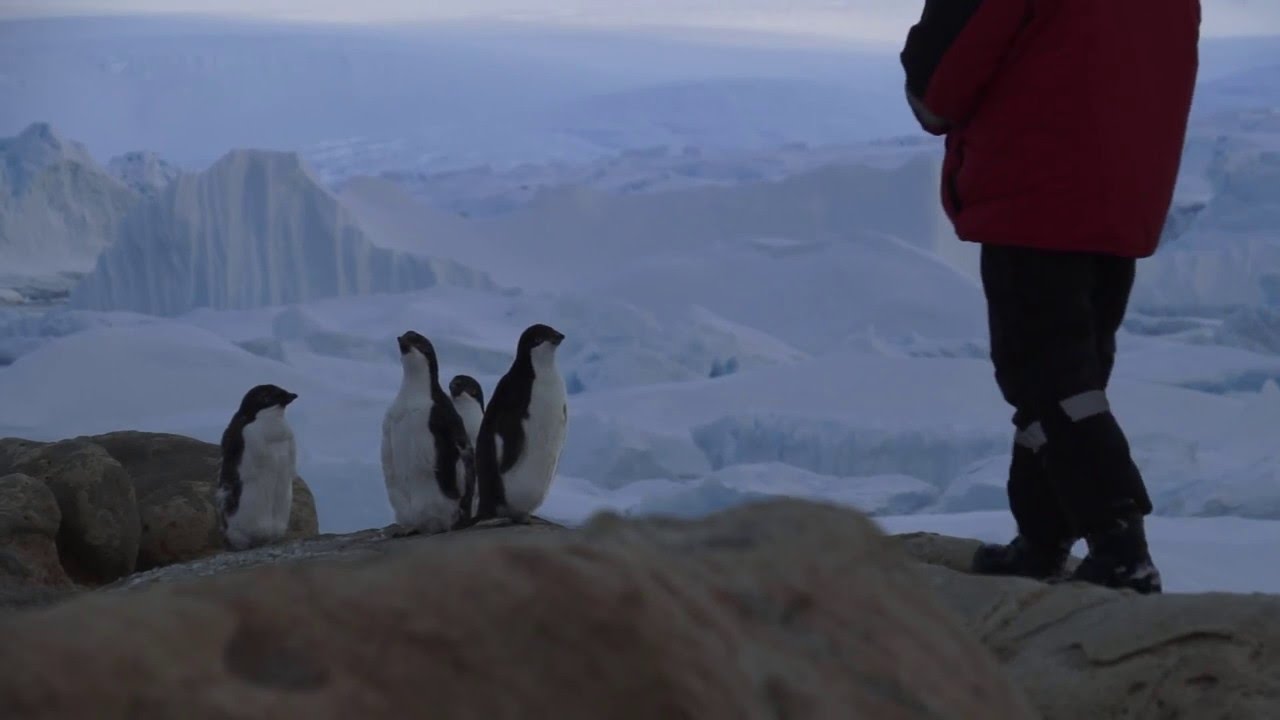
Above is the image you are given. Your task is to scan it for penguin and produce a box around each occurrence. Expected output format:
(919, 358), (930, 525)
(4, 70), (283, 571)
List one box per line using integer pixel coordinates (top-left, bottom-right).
(215, 383), (299, 551)
(472, 323), (568, 525)
(449, 374), (486, 519)
(381, 330), (475, 535)
(449, 374), (485, 450)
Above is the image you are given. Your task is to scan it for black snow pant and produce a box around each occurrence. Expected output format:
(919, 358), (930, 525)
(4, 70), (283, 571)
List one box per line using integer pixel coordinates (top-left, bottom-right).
(980, 244), (1154, 547)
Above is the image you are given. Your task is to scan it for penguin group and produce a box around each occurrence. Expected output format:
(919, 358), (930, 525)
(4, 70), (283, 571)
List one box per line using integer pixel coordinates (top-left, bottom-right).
(213, 322), (569, 550)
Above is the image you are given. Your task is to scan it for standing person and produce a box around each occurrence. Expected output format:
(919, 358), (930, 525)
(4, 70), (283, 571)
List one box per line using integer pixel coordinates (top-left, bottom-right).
(899, 0), (1201, 594)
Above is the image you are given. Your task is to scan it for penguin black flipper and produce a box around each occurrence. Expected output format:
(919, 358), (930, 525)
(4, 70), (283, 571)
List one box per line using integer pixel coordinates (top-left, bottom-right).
(474, 370), (528, 520)
(215, 415), (246, 534)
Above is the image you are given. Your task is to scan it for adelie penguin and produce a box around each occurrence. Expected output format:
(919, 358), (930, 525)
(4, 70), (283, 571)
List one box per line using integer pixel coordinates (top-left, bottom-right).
(449, 374), (485, 518)
(449, 374), (485, 450)
(215, 383), (299, 551)
(381, 330), (476, 535)
(470, 323), (568, 526)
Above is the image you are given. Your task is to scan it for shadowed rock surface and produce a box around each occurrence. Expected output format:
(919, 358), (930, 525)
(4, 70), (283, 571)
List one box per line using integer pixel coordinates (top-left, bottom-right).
(1, 439), (140, 583)
(109, 517), (563, 592)
(0, 473), (70, 590)
(0, 501), (1036, 720)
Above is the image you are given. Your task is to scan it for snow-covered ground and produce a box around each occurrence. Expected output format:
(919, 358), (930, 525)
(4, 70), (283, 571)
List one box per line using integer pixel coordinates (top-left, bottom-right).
(3, 284), (1279, 533)
(1, 17), (1279, 594)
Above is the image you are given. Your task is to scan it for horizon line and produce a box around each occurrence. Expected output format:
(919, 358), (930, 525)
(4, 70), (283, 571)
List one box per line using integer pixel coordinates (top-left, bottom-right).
(2, 10), (1276, 44)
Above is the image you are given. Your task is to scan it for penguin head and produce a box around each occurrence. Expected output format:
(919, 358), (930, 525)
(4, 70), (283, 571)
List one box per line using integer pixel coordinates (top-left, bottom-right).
(449, 374), (485, 407)
(397, 330), (440, 378)
(236, 383), (298, 421)
(517, 323), (565, 354)
(517, 324), (565, 370)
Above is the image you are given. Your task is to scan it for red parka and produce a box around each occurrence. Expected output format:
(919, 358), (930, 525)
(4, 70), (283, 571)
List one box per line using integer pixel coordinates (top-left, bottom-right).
(901, 0), (1201, 258)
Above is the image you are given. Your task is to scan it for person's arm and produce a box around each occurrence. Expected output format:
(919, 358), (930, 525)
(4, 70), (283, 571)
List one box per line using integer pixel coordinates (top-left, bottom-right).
(905, 86), (951, 135)
(900, 0), (1028, 134)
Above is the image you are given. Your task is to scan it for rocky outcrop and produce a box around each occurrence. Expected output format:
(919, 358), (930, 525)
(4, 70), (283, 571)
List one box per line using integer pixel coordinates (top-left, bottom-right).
(893, 531), (1082, 575)
(0, 431), (320, 589)
(0, 501), (1037, 720)
(897, 532), (1280, 720)
(1, 439), (140, 584)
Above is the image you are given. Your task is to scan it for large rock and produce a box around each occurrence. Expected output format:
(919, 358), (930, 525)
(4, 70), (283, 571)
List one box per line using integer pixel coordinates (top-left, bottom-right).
(84, 431), (319, 569)
(0, 437), (40, 476)
(0, 431), (321, 582)
(3, 440), (139, 584)
(899, 534), (1280, 719)
(892, 531), (1086, 576)
(0, 500), (1036, 719)
(0, 473), (70, 589)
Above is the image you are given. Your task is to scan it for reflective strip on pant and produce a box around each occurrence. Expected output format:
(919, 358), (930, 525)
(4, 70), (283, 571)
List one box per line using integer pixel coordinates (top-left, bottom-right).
(1015, 421), (1047, 451)
(1060, 390), (1110, 422)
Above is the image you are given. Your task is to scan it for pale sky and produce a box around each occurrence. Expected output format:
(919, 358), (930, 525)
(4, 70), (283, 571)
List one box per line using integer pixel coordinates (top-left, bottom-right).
(3, 0), (1278, 42)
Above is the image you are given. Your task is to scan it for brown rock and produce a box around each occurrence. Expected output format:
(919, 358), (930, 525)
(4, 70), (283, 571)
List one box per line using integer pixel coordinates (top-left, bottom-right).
(85, 431), (320, 569)
(0, 473), (70, 589)
(285, 476), (319, 539)
(0, 577), (80, 610)
(894, 532), (1082, 575)
(7, 440), (139, 584)
(85, 432), (222, 501)
(895, 531), (987, 573)
(0, 500), (1036, 719)
(0, 437), (45, 475)
(904, 533), (1280, 719)
(134, 479), (222, 568)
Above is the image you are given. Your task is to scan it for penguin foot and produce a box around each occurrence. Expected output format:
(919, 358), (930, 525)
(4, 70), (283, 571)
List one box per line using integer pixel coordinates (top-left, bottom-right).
(385, 523), (421, 539)
(451, 516), (480, 532)
(508, 514), (533, 526)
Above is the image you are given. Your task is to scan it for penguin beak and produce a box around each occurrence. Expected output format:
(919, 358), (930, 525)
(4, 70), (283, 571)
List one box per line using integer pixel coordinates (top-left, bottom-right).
(282, 392), (298, 406)
(551, 331), (565, 346)
(396, 334), (409, 354)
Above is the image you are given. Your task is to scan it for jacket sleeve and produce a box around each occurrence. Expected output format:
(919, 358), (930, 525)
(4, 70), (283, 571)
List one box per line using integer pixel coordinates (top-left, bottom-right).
(900, 0), (1028, 133)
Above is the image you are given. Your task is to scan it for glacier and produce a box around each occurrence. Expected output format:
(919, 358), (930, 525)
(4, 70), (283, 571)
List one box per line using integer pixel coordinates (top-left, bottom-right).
(0, 122), (140, 288)
(68, 149), (497, 316)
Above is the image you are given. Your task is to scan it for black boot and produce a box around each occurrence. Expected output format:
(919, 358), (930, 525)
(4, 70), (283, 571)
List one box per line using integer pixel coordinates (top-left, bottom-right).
(972, 534), (1072, 580)
(973, 424), (1076, 582)
(1068, 514), (1162, 594)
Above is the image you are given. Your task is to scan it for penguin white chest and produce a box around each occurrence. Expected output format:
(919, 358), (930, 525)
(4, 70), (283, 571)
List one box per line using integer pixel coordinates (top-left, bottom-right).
(501, 370), (567, 515)
(381, 394), (457, 533)
(452, 395), (484, 449)
(228, 408), (295, 546)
